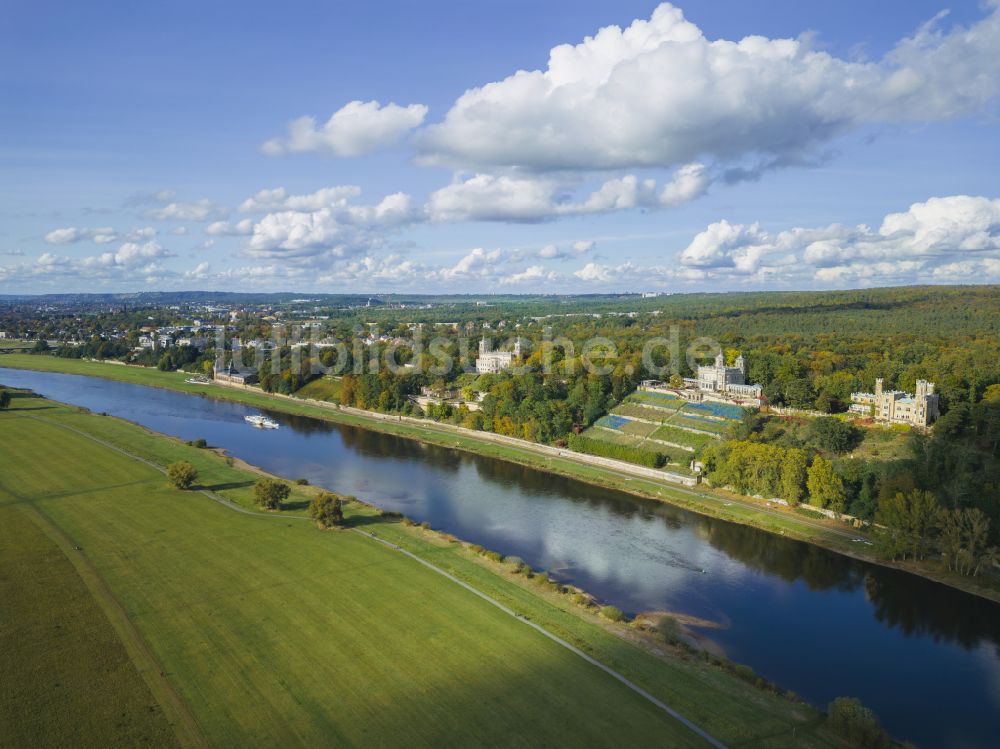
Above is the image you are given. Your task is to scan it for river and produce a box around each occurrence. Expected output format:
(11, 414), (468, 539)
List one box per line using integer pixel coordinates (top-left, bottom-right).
(2, 367), (998, 747)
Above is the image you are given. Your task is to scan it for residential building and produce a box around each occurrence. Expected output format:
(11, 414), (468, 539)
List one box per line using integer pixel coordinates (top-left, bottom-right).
(850, 378), (939, 427)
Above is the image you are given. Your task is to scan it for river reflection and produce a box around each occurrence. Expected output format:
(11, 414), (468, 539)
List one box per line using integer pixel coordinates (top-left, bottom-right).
(2, 366), (998, 747)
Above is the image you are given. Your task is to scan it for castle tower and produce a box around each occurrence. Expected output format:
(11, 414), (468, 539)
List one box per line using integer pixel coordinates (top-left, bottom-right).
(735, 354), (746, 373)
(916, 379), (930, 399)
(513, 337), (522, 358)
(479, 337), (489, 356)
(714, 351), (725, 368)
(875, 378), (883, 398)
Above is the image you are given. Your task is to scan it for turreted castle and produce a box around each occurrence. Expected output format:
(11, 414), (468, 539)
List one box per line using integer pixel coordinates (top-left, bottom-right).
(696, 352), (763, 402)
(475, 337), (524, 374)
(849, 378), (939, 427)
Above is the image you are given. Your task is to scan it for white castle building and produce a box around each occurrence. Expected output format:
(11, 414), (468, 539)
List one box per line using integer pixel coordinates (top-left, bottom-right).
(696, 352), (763, 402)
(849, 378), (939, 427)
(475, 337), (523, 374)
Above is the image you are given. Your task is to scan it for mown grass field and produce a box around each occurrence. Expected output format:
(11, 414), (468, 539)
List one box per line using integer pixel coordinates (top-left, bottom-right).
(651, 424), (715, 451)
(0, 505), (179, 748)
(0, 391), (850, 748)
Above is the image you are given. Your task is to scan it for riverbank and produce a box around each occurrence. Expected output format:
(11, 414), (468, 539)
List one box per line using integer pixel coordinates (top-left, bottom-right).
(0, 390), (848, 747)
(3, 352), (997, 604)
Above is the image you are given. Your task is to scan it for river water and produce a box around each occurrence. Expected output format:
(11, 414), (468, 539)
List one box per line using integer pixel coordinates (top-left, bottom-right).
(3, 367), (998, 747)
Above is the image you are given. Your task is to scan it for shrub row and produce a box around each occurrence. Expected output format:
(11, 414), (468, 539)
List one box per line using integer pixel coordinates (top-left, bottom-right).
(567, 434), (666, 468)
(698, 651), (787, 697)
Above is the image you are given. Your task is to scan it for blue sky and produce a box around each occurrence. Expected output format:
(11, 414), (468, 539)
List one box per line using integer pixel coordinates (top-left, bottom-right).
(2, 0), (999, 293)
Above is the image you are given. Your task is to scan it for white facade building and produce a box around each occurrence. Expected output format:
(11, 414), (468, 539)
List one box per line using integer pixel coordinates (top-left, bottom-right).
(696, 352), (763, 402)
(475, 337), (523, 374)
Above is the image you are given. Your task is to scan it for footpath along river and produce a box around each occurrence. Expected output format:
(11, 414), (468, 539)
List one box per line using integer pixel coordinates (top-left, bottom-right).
(3, 367), (999, 747)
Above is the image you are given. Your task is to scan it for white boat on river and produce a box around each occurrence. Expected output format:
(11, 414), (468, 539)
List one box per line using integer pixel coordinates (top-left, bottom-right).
(244, 414), (279, 429)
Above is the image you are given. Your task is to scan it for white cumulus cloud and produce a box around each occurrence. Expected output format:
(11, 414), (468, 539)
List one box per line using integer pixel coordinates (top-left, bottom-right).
(206, 219), (255, 237)
(241, 188), (419, 263)
(262, 100), (429, 157)
(45, 226), (156, 245)
(539, 240), (595, 260)
(426, 162), (710, 222)
(418, 3), (1000, 174)
(145, 198), (225, 222)
(675, 195), (1000, 283)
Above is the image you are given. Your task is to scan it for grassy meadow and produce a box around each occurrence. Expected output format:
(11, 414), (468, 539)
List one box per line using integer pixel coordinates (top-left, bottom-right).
(0, 506), (180, 748)
(292, 375), (341, 402)
(0, 389), (850, 747)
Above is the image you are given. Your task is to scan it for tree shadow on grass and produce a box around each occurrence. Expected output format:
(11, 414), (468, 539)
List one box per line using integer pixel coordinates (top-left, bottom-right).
(343, 514), (393, 529)
(202, 480), (255, 492)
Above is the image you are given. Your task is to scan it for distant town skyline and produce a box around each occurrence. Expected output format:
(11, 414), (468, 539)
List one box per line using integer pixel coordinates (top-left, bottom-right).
(2, 0), (999, 293)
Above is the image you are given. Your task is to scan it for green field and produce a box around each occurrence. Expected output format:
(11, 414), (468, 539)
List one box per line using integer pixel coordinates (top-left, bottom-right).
(626, 393), (687, 412)
(293, 375), (341, 402)
(0, 506), (180, 747)
(0, 392), (847, 748)
(669, 414), (728, 435)
(615, 402), (672, 422)
(650, 425), (715, 451)
(582, 426), (643, 446)
(619, 419), (658, 438)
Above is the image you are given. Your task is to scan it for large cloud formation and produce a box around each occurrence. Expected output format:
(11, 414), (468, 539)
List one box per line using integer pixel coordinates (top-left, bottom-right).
(418, 2), (1000, 173)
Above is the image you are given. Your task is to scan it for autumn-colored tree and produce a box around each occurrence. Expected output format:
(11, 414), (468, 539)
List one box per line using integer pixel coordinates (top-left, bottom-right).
(780, 448), (808, 505)
(310, 492), (344, 529)
(807, 456), (846, 512)
(166, 461), (197, 490)
(254, 478), (290, 510)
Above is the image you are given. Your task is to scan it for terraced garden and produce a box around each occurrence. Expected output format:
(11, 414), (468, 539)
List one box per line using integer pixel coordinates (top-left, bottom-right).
(583, 390), (749, 460)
